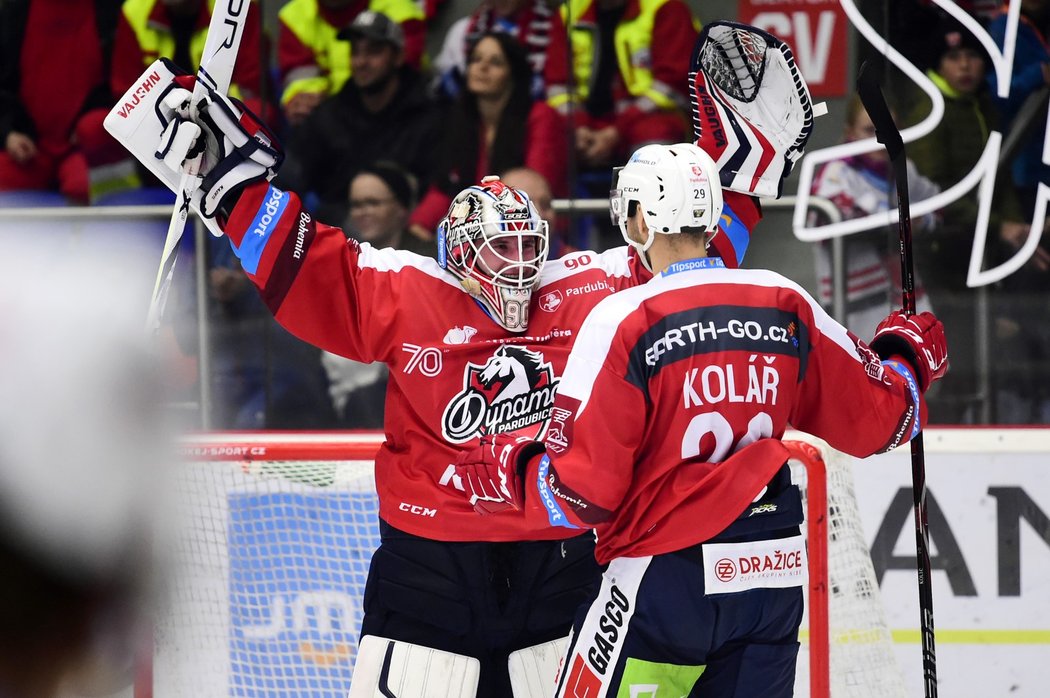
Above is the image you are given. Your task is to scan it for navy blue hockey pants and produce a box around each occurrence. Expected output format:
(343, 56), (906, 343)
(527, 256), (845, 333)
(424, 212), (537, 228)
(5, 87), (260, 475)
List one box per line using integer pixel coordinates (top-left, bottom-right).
(555, 468), (806, 698)
(359, 520), (602, 697)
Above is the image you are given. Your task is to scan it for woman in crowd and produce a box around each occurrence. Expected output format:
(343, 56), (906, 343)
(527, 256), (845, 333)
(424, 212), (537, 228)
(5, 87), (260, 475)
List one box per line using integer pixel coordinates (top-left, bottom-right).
(408, 31), (565, 240)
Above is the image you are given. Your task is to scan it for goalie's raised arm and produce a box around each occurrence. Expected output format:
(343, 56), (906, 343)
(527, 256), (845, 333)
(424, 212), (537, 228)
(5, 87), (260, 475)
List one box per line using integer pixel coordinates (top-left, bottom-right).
(105, 59), (283, 234)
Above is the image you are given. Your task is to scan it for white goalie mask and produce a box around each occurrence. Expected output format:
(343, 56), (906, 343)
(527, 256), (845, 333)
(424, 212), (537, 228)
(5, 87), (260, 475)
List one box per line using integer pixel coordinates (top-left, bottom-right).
(438, 178), (550, 332)
(610, 143), (724, 272)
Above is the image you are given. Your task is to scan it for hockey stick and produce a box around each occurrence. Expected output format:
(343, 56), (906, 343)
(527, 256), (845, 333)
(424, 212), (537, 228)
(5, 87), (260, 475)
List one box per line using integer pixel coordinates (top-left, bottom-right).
(145, 0), (249, 334)
(856, 60), (938, 698)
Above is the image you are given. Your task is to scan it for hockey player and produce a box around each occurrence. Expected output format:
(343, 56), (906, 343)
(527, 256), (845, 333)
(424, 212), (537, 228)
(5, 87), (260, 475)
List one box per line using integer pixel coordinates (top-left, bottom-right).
(453, 143), (948, 697)
(104, 20), (817, 696)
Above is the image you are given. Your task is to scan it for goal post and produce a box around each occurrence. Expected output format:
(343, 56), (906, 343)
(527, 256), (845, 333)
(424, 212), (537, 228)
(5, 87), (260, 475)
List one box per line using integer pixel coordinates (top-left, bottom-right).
(786, 430), (908, 698)
(154, 432), (383, 698)
(151, 431), (904, 697)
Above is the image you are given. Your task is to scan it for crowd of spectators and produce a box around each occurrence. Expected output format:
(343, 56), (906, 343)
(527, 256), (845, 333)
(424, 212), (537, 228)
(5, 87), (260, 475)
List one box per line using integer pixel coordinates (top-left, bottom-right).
(813, 2), (1050, 424)
(3, 0), (1047, 426)
(1, 0), (700, 429)
(2, 0), (698, 228)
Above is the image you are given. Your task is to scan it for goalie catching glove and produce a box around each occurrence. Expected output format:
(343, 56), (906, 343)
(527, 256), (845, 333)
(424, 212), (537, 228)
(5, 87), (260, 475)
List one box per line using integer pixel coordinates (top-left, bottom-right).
(455, 434), (546, 514)
(690, 21), (819, 200)
(104, 58), (282, 232)
(870, 311), (948, 392)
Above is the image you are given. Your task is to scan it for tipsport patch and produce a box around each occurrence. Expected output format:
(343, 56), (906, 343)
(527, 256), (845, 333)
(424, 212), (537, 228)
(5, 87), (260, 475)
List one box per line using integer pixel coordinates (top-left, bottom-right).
(237, 185), (289, 274)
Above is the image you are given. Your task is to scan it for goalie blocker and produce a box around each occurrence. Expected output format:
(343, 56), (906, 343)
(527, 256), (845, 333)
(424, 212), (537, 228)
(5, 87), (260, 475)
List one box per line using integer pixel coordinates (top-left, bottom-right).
(103, 58), (282, 237)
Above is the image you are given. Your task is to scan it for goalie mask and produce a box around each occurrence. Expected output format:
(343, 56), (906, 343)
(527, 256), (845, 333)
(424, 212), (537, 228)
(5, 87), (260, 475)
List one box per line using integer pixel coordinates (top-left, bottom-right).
(610, 143), (723, 272)
(438, 177), (550, 332)
(690, 20), (818, 199)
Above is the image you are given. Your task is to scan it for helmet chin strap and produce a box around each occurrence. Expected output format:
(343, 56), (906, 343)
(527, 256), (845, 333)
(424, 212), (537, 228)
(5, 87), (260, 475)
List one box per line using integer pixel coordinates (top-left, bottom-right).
(460, 277), (483, 296)
(624, 212), (657, 272)
(639, 225), (657, 272)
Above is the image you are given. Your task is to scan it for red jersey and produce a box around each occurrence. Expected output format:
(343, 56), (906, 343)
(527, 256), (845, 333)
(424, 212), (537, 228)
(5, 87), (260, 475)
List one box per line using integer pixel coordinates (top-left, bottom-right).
(527, 257), (923, 564)
(224, 182), (650, 542)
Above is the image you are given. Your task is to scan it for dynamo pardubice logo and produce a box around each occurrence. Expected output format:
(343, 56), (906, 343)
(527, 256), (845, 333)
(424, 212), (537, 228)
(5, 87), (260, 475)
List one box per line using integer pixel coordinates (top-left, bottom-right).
(441, 345), (559, 443)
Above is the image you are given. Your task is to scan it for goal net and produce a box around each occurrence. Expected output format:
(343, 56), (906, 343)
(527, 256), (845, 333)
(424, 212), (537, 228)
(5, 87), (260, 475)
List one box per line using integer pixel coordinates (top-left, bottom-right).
(154, 431), (904, 697)
(154, 433), (384, 698)
(787, 430), (908, 698)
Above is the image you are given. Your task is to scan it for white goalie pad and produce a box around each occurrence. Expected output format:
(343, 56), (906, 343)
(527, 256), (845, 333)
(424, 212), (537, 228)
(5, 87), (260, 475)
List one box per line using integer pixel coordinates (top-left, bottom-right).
(103, 59), (223, 236)
(509, 636), (569, 698)
(690, 21), (818, 199)
(347, 635), (480, 698)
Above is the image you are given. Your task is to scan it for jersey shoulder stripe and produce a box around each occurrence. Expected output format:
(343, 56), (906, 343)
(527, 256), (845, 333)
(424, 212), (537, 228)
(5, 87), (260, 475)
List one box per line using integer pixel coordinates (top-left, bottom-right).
(538, 246), (632, 287)
(707, 267), (861, 362)
(356, 244), (464, 290)
(559, 266), (861, 413)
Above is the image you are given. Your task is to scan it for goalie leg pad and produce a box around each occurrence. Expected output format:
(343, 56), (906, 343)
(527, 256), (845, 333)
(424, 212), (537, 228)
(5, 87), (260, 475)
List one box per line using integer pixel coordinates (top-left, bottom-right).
(508, 636), (569, 698)
(347, 635), (479, 698)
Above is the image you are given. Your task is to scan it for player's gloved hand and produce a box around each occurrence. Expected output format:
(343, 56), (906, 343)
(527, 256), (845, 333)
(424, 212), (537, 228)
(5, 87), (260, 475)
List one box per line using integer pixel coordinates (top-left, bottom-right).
(870, 310), (948, 391)
(454, 434), (546, 514)
(155, 65), (282, 220)
(103, 58), (282, 236)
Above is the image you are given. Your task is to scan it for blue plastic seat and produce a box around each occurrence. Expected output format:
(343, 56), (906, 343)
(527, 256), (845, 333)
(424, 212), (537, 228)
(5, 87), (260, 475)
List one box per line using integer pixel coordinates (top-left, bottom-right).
(0, 190), (70, 208)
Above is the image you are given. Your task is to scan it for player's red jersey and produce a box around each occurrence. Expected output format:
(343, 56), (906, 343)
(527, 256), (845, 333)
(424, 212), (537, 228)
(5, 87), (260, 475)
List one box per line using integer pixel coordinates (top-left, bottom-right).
(528, 258), (923, 564)
(223, 182), (650, 541)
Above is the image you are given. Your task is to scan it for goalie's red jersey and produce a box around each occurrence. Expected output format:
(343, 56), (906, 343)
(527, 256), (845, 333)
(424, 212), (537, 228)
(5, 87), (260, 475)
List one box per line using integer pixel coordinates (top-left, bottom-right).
(223, 183), (651, 542)
(528, 259), (924, 564)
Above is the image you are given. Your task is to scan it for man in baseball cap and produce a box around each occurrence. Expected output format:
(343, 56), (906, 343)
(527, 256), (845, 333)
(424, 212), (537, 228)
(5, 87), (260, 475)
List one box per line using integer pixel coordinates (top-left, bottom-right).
(338, 10), (405, 50)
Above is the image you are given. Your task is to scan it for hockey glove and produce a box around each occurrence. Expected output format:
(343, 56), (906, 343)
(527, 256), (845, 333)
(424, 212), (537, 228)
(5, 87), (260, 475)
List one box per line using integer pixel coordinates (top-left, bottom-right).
(454, 434), (546, 515)
(104, 59), (282, 234)
(690, 21), (819, 199)
(870, 311), (948, 392)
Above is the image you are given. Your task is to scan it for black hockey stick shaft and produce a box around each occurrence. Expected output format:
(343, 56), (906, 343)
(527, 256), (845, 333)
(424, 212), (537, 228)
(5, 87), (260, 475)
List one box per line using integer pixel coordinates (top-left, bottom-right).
(857, 61), (937, 698)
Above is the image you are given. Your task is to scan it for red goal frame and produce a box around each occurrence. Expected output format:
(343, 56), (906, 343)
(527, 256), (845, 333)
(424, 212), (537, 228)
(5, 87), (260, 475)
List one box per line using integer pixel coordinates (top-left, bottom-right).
(149, 433), (837, 698)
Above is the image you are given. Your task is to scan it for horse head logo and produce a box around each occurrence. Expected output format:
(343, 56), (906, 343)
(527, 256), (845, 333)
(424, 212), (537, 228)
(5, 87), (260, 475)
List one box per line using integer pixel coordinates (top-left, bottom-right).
(441, 344), (558, 443)
(477, 345), (546, 404)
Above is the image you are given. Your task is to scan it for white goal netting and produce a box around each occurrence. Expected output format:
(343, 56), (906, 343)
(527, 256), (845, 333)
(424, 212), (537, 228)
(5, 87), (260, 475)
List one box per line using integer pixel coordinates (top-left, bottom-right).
(155, 434), (383, 698)
(154, 431), (904, 697)
(788, 431), (908, 698)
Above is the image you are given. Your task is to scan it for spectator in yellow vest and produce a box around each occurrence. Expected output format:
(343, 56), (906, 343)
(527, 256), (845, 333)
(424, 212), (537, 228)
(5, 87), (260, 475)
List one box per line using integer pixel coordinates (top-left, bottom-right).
(546, 0), (698, 170)
(278, 0), (426, 126)
(111, 0), (269, 117)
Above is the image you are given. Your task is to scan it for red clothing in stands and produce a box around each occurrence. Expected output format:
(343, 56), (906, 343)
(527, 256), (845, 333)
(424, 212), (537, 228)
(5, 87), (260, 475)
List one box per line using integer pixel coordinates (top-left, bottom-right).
(545, 0), (697, 153)
(0, 0), (118, 200)
(20, 2), (100, 154)
(110, 0), (267, 115)
(409, 101), (567, 234)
